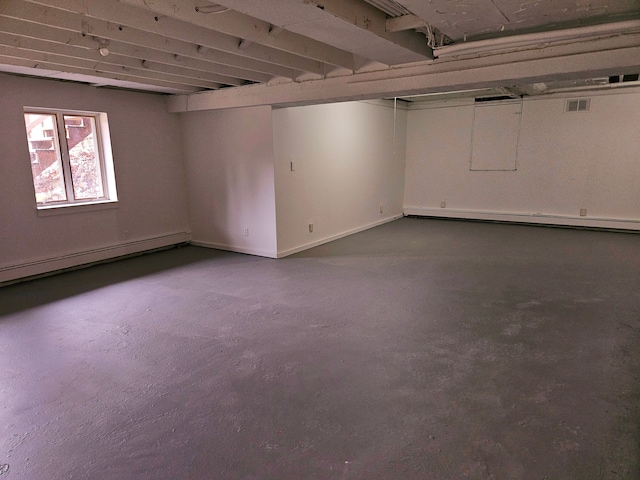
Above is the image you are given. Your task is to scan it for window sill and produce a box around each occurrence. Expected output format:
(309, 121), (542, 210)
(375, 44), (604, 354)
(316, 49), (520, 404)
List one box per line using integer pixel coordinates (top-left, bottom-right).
(36, 200), (119, 217)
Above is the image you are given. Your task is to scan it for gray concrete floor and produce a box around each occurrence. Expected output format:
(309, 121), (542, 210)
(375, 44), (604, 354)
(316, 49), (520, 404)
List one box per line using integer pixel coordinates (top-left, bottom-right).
(1, 218), (639, 479)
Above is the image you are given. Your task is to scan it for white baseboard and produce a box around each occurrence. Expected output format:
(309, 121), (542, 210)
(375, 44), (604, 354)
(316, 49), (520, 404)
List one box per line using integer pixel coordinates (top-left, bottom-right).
(190, 241), (278, 259)
(276, 214), (403, 258)
(0, 232), (191, 284)
(403, 207), (640, 231)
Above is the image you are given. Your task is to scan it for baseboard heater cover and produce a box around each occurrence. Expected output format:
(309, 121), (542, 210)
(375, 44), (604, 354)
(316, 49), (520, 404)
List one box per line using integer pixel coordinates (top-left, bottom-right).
(0, 232), (191, 285)
(403, 207), (640, 232)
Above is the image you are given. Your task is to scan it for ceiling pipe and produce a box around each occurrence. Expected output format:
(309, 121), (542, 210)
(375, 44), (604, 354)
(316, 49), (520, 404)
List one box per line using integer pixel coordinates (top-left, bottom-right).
(433, 19), (640, 58)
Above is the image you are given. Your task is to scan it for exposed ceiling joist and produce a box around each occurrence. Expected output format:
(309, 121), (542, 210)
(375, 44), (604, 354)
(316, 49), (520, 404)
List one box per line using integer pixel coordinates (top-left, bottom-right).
(0, 43), (224, 90)
(119, 0), (357, 71)
(168, 38), (640, 111)
(0, 51), (202, 93)
(305, 0), (432, 60)
(0, 60), (199, 93)
(0, 31), (245, 87)
(0, 16), (273, 84)
(0, 0), (639, 99)
(0, 0), (301, 80)
(22, 0), (326, 76)
(386, 14), (427, 33)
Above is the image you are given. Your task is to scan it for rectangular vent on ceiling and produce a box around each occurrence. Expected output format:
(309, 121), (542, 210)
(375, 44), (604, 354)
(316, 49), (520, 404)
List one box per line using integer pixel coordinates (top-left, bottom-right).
(474, 95), (516, 103)
(566, 98), (590, 113)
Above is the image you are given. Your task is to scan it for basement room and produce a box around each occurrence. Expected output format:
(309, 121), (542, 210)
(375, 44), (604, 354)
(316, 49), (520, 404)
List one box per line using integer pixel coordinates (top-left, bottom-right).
(1, 0), (639, 478)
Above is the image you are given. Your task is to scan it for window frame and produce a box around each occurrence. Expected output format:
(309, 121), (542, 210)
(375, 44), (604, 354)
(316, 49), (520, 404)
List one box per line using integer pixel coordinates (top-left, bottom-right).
(23, 107), (118, 212)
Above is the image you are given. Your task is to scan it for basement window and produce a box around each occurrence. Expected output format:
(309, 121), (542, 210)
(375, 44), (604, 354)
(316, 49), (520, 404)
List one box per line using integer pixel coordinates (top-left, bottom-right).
(23, 108), (118, 212)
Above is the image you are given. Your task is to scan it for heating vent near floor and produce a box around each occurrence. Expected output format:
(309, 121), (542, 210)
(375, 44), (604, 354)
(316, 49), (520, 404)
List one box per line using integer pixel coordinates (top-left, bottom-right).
(565, 98), (590, 113)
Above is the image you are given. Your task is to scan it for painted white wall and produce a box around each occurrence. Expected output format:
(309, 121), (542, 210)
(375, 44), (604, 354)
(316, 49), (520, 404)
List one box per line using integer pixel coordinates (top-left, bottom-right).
(404, 89), (640, 230)
(180, 106), (278, 257)
(0, 74), (190, 283)
(273, 100), (407, 256)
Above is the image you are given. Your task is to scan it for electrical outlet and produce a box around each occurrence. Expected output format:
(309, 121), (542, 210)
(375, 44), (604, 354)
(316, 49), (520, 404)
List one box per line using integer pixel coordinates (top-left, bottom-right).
(580, 208), (587, 217)
(308, 223), (313, 233)
(440, 201), (446, 208)
(379, 204), (384, 214)
(243, 227), (249, 236)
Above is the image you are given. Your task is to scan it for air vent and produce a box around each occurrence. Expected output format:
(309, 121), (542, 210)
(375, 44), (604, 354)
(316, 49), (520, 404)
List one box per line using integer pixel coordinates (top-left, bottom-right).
(609, 74), (639, 83)
(475, 95), (516, 103)
(565, 98), (590, 113)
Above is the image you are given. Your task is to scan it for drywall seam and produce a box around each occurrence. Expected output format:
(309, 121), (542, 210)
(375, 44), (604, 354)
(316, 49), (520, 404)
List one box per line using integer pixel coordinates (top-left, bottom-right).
(190, 241), (277, 259)
(404, 208), (640, 231)
(276, 215), (403, 258)
(0, 232), (192, 283)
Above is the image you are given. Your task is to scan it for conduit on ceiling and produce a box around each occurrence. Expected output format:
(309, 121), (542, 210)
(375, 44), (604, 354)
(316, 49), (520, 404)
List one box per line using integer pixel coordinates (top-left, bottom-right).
(433, 19), (640, 58)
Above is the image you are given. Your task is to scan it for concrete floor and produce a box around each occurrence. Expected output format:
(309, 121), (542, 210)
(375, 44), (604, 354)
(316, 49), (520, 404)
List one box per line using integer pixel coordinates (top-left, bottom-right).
(1, 218), (639, 479)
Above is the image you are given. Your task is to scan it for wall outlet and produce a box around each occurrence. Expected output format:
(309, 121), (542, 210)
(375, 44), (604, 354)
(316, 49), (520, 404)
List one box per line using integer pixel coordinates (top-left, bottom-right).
(243, 227), (249, 236)
(379, 204), (384, 214)
(308, 223), (313, 233)
(580, 208), (587, 217)
(440, 201), (446, 208)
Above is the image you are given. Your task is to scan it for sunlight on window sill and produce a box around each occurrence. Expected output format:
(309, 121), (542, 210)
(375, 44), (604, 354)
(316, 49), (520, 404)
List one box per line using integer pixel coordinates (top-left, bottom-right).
(36, 200), (119, 217)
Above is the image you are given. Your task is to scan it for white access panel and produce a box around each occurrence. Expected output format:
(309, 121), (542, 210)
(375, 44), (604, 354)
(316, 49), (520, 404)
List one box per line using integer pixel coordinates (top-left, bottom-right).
(470, 101), (522, 171)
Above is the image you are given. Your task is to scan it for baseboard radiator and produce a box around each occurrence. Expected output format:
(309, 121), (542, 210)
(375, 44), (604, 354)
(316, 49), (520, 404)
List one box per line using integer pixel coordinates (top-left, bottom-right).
(0, 232), (191, 285)
(403, 207), (640, 232)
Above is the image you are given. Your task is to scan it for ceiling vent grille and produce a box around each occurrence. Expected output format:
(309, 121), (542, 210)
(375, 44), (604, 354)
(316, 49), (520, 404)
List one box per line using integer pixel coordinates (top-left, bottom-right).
(565, 98), (590, 113)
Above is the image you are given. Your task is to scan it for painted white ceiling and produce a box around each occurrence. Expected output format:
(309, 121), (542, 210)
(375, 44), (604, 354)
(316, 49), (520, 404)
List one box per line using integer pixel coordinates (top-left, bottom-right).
(0, 0), (639, 104)
(400, 0), (640, 42)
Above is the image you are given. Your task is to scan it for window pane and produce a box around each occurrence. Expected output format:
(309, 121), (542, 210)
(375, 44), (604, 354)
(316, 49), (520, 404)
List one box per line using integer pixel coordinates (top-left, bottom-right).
(23, 113), (68, 203)
(64, 115), (105, 200)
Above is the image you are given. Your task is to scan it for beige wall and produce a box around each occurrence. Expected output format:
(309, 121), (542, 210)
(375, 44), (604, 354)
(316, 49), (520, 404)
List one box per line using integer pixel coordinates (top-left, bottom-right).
(0, 74), (190, 282)
(273, 100), (407, 256)
(404, 89), (640, 230)
(180, 106), (278, 257)
(4, 72), (639, 283)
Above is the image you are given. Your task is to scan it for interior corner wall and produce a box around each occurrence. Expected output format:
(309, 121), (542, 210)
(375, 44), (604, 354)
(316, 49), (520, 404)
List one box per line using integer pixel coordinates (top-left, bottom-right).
(404, 90), (640, 230)
(179, 105), (278, 258)
(0, 74), (190, 284)
(272, 100), (407, 257)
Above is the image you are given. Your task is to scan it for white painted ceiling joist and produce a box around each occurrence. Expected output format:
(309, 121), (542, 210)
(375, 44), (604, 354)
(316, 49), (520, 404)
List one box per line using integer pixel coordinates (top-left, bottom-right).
(0, 52), (203, 93)
(0, 16), (273, 85)
(0, 43), (224, 90)
(304, 0), (432, 58)
(119, 0), (358, 71)
(1, 0), (639, 97)
(0, 0), (300, 80)
(168, 39), (640, 111)
(386, 14), (427, 33)
(22, 0), (326, 76)
(0, 32), (247, 87)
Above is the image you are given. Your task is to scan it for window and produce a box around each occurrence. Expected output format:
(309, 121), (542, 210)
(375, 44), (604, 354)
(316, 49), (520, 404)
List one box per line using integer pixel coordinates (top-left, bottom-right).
(23, 108), (117, 209)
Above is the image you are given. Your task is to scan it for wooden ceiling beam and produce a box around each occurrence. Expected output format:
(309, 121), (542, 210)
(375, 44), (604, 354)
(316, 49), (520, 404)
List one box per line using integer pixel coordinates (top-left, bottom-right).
(0, 0), (302, 79)
(0, 16), (274, 84)
(22, 0), (326, 76)
(120, 0), (357, 70)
